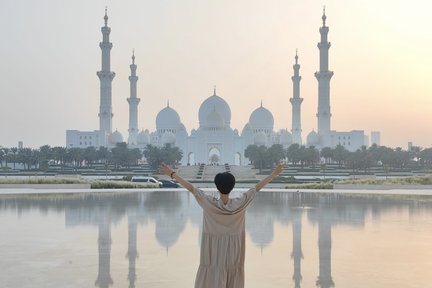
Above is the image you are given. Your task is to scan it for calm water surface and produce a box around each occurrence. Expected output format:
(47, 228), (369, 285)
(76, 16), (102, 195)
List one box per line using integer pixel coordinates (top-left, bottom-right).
(1, 191), (431, 288)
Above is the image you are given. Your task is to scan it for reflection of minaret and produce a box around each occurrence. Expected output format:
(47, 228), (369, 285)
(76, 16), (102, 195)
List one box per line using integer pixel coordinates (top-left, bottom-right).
(97, 8), (116, 135)
(126, 214), (138, 288)
(291, 208), (303, 288)
(316, 218), (334, 288)
(315, 7), (333, 135)
(127, 51), (140, 145)
(95, 220), (113, 288)
(290, 50), (303, 145)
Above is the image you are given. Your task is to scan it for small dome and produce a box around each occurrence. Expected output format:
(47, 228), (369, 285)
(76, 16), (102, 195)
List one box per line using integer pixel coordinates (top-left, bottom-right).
(161, 132), (176, 145)
(249, 105), (274, 130)
(137, 130), (150, 144)
(205, 108), (224, 129)
(254, 131), (267, 146)
(307, 130), (320, 145)
(110, 130), (124, 144)
(280, 130), (293, 144)
(199, 92), (231, 127)
(156, 105), (181, 129)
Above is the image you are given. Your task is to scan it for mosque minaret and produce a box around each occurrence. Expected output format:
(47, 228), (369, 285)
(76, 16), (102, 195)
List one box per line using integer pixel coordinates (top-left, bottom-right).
(290, 51), (303, 145)
(97, 8), (116, 135)
(95, 221), (113, 288)
(127, 51), (140, 146)
(315, 8), (333, 135)
(291, 207), (304, 288)
(126, 214), (138, 288)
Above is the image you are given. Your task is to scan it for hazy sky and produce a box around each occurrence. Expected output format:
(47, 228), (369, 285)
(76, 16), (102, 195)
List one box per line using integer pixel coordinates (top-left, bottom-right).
(1, 0), (431, 149)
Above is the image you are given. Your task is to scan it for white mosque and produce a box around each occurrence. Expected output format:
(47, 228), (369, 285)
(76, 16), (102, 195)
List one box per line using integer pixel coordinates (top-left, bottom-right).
(66, 8), (380, 166)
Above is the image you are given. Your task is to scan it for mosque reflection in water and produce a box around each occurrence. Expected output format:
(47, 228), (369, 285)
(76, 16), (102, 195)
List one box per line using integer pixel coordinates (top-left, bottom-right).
(1, 191), (431, 288)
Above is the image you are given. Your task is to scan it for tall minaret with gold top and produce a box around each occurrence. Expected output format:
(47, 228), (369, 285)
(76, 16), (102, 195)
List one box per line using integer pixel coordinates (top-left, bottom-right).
(315, 8), (333, 135)
(97, 8), (116, 135)
(290, 51), (303, 144)
(127, 51), (140, 145)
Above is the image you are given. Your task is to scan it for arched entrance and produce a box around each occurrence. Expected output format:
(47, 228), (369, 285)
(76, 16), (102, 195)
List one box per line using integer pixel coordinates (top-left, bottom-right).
(234, 152), (242, 166)
(187, 152), (195, 165)
(208, 147), (221, 165)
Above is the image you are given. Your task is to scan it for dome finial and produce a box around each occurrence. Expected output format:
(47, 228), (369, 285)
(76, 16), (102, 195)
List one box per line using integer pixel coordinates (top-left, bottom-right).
(104, 7), (108, 26)
(322, 6), (327, 26)
(260, 100), (263, 107)
(132, 49), (135, 64)
(213, 85), (216, 96)
(167, 99), (170, 107)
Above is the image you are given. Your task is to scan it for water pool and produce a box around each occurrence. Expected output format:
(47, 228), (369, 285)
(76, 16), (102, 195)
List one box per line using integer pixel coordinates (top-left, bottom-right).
(1, 190), (431, 288)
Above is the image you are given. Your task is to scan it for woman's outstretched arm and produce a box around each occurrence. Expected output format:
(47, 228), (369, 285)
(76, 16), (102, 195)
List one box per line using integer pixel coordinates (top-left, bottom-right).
(159, 163), (195, 192)
(255, 163), (285, 192)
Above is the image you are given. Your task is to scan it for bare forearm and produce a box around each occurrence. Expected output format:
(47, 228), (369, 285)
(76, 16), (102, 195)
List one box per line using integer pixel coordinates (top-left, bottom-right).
(255, 172), (278, 192)
(159, 163), (195, 192)
(255, 163), (284, 192)
(171, 172), (194, 192)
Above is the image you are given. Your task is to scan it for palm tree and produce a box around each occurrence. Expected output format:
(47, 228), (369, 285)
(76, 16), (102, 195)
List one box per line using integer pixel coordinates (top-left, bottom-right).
(244, 145), (266, 173)
(10, 147), (18, 170)
(2, 148), (10, 168)
(17, 148), (33, 170)
(0, 149), (4, 168)
(320, 147), (333, 164)
(266, 144), (285, 167)
(67, 148), (84, 169)
(97, 146), (111, 165)
(286, 143), (301, 165)
(84, 146), (98, 167)
(52, 146), (67, 168)
(333, 145), (349, 167)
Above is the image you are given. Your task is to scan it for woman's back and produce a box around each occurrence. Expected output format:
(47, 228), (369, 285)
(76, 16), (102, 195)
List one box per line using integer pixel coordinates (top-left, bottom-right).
(192, 187), (257, 288)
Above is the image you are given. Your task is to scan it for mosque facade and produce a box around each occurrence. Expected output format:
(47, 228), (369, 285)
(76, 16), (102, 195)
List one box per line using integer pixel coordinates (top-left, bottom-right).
(66, 9), (380, 166)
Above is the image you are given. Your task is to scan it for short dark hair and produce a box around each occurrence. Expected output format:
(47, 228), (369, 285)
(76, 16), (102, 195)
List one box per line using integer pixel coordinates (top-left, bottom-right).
(214, 172), (236, 194)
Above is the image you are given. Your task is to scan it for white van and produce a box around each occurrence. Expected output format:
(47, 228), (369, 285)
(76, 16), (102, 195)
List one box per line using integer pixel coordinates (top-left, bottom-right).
(131, 176), (163, 188)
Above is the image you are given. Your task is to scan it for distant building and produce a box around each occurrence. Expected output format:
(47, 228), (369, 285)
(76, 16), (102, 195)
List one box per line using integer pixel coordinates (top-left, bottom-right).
(408, 142), (413, 151)
(66, 130), (108, 149)
(371, 131), (381, 146)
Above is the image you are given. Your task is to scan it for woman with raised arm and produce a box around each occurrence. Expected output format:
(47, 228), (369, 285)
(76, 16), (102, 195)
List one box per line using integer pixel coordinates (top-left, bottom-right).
(159, 162), (285, 288)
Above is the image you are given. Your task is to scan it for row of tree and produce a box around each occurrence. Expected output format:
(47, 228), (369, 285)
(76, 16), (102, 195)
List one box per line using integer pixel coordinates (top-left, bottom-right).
(244, 143), (432, 172)
(0, 143), (182, 171)
(2, 142), (432, 172)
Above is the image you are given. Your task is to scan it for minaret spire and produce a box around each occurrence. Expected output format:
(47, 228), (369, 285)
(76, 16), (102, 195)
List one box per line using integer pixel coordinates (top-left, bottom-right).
(104, 7), (108, 26)
(322, 6), (326, 26)
(97, 8), (116, 136)
(127, 50), (140, 146)
(290, 50), (303, 144)
(315, 8), (333, 135)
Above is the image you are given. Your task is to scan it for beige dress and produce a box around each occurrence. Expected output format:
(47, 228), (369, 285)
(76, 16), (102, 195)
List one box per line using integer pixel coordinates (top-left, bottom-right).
(192, 187), (257, 288)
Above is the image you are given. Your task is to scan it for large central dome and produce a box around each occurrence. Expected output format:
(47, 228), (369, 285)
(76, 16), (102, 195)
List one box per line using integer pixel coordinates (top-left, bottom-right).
(249, 104), (274, 130)
(198, 90), (231, 128)
(156, 104), (181, 129)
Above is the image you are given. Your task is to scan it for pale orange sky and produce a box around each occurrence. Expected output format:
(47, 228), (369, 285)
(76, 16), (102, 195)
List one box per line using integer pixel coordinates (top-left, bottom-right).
(0, 0), (431, 148)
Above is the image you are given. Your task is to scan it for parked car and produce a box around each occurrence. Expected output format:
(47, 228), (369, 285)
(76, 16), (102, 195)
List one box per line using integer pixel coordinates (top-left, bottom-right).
(159, 179), (181, 188)
(131, 176), (162, 188)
